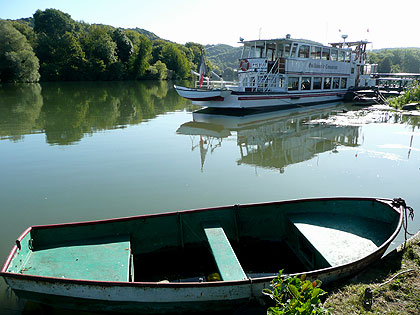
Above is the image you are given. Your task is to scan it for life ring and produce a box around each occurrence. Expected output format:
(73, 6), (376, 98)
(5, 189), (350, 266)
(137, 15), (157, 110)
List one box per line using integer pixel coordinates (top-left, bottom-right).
(239, 59), (250, 71)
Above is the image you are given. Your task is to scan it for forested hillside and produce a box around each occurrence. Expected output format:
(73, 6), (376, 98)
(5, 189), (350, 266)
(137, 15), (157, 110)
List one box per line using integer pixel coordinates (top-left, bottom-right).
(205, 44), (242, 79)
(368, 48), (420, 73)
(0, 9), (205, 82)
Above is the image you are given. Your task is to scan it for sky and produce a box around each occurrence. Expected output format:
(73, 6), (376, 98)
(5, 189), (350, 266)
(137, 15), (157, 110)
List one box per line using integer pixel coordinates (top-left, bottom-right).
(1, 0), (419, 49)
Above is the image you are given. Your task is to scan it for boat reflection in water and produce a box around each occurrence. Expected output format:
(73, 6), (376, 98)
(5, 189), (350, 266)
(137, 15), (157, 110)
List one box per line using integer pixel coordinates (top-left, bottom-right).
(177, 103), (360, 172)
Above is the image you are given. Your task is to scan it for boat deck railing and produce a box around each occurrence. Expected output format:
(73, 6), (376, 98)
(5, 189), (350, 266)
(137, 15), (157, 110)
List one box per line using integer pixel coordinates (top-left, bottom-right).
(194, 80), (236, 89)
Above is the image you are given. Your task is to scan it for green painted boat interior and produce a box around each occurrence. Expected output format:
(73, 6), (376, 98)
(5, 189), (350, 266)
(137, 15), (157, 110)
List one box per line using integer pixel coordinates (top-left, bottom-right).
(6, 199), (399, 283)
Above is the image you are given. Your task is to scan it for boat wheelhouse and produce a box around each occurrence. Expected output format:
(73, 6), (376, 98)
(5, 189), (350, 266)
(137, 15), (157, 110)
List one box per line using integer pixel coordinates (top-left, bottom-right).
(175, 35), (377, 109)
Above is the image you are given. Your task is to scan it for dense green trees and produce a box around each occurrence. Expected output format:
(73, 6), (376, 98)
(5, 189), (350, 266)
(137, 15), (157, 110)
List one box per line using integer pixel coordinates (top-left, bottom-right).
(368, 48), (420, 73)
(0, 20), (40, 83)
(1, 8), (209, 82)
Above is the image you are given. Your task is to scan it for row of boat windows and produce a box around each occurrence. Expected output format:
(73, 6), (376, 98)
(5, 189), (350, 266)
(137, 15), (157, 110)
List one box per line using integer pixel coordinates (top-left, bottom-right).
(242, 75), (348, 90)
(288, 77), (348, 91)
(243, 43), (352, 62)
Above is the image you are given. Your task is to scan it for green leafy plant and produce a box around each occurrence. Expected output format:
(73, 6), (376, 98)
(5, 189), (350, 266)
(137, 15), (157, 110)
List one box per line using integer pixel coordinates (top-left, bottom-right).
(388, 81), (420, 108)
(263, 270), (331, 315)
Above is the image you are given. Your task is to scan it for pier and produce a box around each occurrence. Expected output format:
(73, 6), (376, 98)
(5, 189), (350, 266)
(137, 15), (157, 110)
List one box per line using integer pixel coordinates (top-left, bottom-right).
(347, 72), (420, 105)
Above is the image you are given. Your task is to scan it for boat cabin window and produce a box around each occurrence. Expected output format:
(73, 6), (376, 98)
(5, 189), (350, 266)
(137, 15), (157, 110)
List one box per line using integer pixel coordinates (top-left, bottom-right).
(267, 48), (275, 61)
(322, 48), (330, 60)
(340, 78), (347, 89)
(298, 45), (310, 58)
(290, 43), (298, 57)
(339, 50), (345, 62)
(331, 49), (338, 61)
(301, 77), (311, 90)
(284, 43), (291, 57)
(323, 77), (331, 89)
(333, 77), (340, 89)
(254, 46), (263, 58)
(313, 77), (322, 89)
(345, 51), (351, 62)
(288, 77), (300, 90)
(311, 46), (322, 59)
(245, 45), (263, 58)
(277, 43), (291, 58)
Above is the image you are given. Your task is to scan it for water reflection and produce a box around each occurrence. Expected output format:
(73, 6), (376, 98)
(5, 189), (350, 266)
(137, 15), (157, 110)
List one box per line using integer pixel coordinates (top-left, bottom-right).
(0, 81), (192, 145)
(0, 84), (43, 142)
(177, 104), (361, 172)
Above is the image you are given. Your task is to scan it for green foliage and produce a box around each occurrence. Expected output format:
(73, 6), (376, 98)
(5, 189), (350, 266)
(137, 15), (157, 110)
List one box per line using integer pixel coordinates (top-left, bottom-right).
(33, 9), (75, 39)
(130, 34), (152, 79)
(112, 29), (133, 63)
(0, 20), (40, 82)
(146, 60), (168, 80)
(4, 8), (216, 81)
(388, 81), (420, 108)
(10, 20), (36, 46)
(151, 39), (170, 64)
(205, 44), (242, 79)
(263, 270), (331, 315)
(82, 25), (117, 64)
(161, 43), (191, 79)
(368, 48), (420, 73)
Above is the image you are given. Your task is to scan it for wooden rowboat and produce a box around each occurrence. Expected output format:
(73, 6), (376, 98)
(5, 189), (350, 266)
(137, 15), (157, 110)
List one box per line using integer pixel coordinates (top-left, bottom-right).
(0, 197), (406, 313)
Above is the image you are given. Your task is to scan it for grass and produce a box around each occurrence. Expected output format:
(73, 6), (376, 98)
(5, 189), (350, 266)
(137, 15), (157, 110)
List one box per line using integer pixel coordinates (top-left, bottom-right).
(323, 234), (420, 314)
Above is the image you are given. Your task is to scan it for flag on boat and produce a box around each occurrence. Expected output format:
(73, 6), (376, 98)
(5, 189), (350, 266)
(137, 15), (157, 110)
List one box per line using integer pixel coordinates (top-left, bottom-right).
(199, 52), (207, 88)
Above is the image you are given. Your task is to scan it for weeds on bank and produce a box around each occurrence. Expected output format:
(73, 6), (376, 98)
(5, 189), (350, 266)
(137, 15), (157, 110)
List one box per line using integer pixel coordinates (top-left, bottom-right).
(263, 270), (331, 314)
(323, 244), (420, 314)
(388, 82), (420, 109)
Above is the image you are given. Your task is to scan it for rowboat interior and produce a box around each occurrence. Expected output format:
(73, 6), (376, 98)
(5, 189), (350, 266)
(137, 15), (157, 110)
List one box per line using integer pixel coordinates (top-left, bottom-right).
(6, 198), (400, 284)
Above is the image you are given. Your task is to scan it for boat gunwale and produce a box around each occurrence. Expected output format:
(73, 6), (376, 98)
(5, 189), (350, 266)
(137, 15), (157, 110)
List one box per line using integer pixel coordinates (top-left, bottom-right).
(0, 197), (402, 288)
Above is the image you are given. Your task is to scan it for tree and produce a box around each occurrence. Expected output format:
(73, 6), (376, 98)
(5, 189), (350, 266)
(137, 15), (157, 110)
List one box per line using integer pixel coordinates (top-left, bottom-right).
(80, 25), (118, 80)
(33, 9), (75, 39)
(82, 25), (117, 64)
(56, 32), (87, 80)
(33, 9), (80, 80)
(10, 21), (37, 47)
(185, 42), (205, 71)
(161, 43), (191, 79)
(151, 39), (169, 64)
(130, 34), (152, 79)
(112, 29), (133, 63)
(0, 21), (40, 82)
(146, 60), (167, 80)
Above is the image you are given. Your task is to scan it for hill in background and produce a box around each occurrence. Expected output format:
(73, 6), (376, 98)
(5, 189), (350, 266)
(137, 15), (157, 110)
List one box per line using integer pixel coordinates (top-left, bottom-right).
(205, 44), (242, 79)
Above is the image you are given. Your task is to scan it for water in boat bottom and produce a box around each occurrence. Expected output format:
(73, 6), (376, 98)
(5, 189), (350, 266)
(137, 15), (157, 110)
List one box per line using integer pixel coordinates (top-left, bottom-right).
(134, 239), (305, 283)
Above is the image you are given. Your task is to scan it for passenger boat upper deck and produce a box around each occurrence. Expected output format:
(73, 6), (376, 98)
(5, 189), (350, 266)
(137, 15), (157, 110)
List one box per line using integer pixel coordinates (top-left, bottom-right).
(175, 35), (377, 109)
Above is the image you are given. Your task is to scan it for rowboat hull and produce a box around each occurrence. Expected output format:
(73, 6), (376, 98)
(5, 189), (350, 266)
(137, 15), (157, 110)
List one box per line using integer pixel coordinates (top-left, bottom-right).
(1, 197), (404, 313)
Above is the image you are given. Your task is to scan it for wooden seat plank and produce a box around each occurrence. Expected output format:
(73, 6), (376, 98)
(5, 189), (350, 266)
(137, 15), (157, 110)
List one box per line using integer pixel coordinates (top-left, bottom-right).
(203, 223), (247, 281)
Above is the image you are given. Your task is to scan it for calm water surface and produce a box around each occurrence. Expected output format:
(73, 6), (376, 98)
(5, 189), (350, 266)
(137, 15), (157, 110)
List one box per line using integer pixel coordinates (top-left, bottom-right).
(1, 81), (420, 314)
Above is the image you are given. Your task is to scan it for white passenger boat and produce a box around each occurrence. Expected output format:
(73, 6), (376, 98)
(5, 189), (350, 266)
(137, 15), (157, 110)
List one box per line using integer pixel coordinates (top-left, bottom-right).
(175, 35), (377, 109)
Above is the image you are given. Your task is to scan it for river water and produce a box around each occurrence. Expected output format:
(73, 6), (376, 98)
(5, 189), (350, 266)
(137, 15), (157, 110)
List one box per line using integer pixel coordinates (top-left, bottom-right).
(1, 81), (419, 314)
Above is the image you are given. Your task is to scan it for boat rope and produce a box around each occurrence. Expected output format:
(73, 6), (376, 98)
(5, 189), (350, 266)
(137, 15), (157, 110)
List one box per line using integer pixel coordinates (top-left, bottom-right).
(392, 198), (415, 246)
(377, 268), (416, 288)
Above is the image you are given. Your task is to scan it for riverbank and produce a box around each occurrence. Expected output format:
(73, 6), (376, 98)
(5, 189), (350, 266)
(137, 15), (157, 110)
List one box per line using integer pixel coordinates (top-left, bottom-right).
(324, 230), (420, 314)
(388, 82), (420, 110)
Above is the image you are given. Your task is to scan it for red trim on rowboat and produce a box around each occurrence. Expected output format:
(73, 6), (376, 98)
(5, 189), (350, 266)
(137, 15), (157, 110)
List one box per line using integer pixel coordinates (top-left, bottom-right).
(1, 227), (32, 272)
(238, 92), (343, 101)
(1, 246), (16, 272)
(186, 96), (224, 101)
